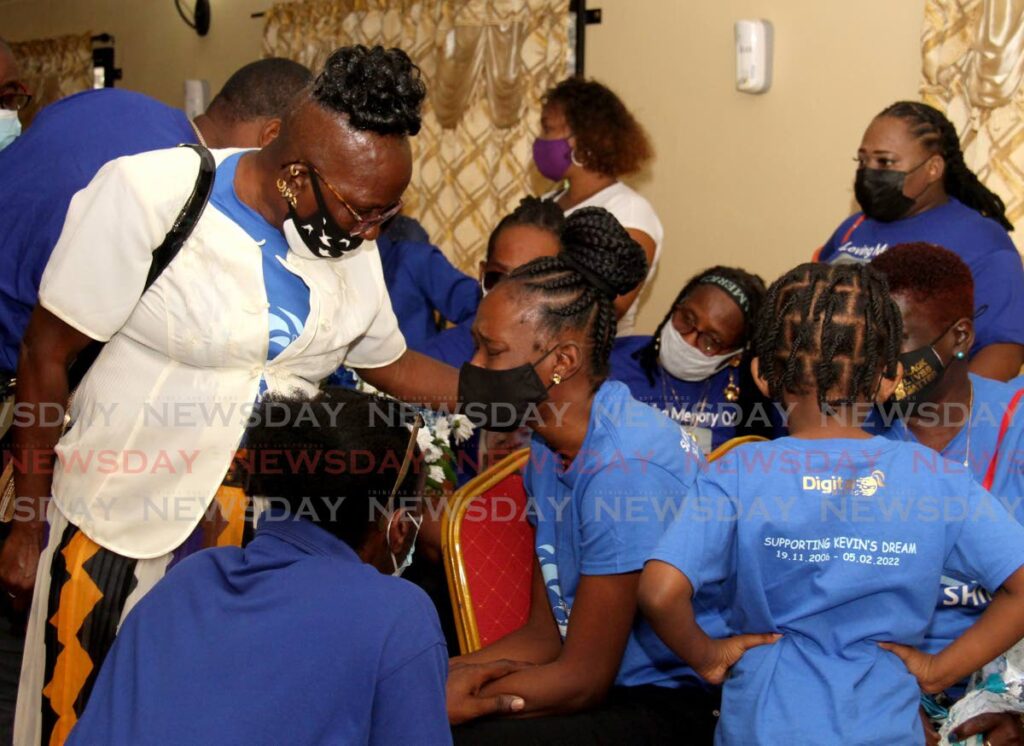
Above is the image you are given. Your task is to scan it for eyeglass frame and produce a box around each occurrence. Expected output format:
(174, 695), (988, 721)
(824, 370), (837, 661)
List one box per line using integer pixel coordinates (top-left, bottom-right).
(0, 82), (31, 112)
(671, 304), (733, 357)
(293, 161), (403, 236)
(481, 269), (507, 292)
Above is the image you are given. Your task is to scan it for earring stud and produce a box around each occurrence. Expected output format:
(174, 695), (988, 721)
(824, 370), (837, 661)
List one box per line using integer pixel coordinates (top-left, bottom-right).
(552, 373), (562, 385)
(955, 350), (967, 360)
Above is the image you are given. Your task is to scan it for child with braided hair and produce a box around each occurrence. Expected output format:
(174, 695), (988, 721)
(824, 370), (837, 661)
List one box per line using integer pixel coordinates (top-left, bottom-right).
(639, 262), (1024, 745)
(451, 206), (724, 743)
(817, 101), (1024, 381)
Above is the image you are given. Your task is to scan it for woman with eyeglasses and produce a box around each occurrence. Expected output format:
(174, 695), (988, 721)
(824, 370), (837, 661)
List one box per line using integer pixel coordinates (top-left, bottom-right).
(534, 77), (661, 335)
(0, 38), (29, 150)
(610, 266), (770, 454)
(7, 46), (463, 745)
(816, 101), (1024, 382)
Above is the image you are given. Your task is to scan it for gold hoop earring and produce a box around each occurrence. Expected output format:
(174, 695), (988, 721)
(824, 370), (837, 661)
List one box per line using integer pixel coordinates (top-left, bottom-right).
(289, 163), (301, 177)
(551, 373), (563, 386)
(570, 149), (583, 168)
(276, 178), (297, 208)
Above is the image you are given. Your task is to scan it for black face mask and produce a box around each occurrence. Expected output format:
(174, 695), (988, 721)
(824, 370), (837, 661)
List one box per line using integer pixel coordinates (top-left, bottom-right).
(284, 169), (363, 258)
(878, 322), (957, 420)
(457, 348), (557, 432)
(854, 158), (930, 223)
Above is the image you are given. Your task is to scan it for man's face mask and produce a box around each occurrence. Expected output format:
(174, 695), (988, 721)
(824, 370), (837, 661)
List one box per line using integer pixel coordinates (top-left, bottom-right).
(458, 347), (558, 432)
(854, 157), (932, 222)
(386, 510), (422, 578)
(0, 110), (21, 152)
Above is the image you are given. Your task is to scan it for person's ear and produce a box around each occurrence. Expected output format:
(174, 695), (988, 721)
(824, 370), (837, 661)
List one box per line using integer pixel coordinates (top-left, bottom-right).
(953, 317), (974, 358)
(876, 360), (904, 403)
(751, 357), (771, 399)
(927, 153), (945, 185)
(257, 117), (282, 148)
(550, 341), (583, 386)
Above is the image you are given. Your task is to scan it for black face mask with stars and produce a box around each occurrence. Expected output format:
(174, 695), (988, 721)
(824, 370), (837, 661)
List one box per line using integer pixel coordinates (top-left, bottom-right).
(286, 168), (363, 258)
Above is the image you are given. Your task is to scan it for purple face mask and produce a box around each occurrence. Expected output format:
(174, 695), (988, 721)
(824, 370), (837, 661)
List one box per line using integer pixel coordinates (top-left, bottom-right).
(532, 137), (573, 181)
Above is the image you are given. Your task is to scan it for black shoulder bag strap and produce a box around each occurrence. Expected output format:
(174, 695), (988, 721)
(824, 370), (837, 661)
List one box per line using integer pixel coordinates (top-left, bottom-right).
(67, 143), (216, 389)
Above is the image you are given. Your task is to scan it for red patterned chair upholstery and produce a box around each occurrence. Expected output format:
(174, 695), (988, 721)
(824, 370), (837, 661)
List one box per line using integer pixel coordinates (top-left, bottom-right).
(442, 448), (533, 654)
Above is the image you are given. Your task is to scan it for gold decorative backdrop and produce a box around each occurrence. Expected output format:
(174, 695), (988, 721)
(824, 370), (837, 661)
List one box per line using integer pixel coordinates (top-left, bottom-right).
(922, 0), (1024, 249)
(263, 0), (570, 271)
(10, 32), (93, 127)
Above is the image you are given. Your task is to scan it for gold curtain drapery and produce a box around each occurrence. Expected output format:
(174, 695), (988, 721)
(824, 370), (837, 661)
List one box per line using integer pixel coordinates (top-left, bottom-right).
(10, 32), (93, 127)
(922, 0), (1024, 248)
(263, 0), (570, 271)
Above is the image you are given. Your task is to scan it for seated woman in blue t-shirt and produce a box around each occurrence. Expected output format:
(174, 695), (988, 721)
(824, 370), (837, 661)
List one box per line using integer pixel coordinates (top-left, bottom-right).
(816, 101), (1024, 381)
(451, 207), (723, 744)
(639, 261), (1024, 745)
(870, 243), (1024, 743)
(609, 266), (770, 454)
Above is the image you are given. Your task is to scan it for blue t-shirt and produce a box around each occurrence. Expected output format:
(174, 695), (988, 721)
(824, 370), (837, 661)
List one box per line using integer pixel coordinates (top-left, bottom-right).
(420, 317), (475, 368)
(872, 373), (1024, 655)
(524, 380), (726, 689)
(609, 336), (758, 452)
(377, 220), (479, 352)
(651, 436), (1024, 745)
(818, 199), (1024, 353)
(210, 151), (309, 361)
(68, 512), (451, 746)
(0, 89), (197, 371)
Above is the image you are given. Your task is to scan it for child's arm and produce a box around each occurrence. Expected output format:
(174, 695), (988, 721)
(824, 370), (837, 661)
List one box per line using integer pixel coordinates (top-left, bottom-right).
(639, 560), (780, 685)
(880, 566), (1024, 693)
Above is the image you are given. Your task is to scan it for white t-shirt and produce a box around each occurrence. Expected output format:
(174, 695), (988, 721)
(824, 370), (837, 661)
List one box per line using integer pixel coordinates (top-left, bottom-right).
(39, 146), (406, 558)
(548, 181), (663, 335)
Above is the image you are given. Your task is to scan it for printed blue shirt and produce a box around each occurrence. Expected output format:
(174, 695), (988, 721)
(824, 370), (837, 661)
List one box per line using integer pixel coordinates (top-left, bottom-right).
(524, 380), (726, 689)
(209, 151), (309, 363)
(68, 512), (451, 746)
(0, 89), (197, 371)
(651, 436), (1024, 745)
(818, 199), (1024, 353)
(872, 373), (1024, 655)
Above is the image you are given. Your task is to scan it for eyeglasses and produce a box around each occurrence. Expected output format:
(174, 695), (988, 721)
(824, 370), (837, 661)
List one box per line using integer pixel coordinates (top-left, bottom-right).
(304, 162), (403, 236)
(481, 270), (506, 292)
(673, 307), (728, 356)
(0, 83), (31, 112)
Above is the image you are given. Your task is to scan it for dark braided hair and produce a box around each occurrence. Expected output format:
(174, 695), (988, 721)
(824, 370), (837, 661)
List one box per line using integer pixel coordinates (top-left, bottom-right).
(486, 196), (565, 261)
(504, 207), (648, 381)
(879, 101), (1013, 231)
(634, 266), (766, 386)
(754, 263), (902, 409)
(312, 45), (426, 136)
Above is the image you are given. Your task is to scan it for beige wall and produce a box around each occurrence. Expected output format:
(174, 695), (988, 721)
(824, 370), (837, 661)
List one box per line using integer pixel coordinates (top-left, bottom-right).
(0, 0), (265, 107)
(585, 0), (924, 332)
(0, 0), (924, 334)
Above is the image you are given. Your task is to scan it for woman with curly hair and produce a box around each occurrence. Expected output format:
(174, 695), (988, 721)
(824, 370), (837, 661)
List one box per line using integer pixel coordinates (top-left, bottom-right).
(8, 45), (460, 744)
(817, 101), (1024, 381)
(534, 77), (660, 334)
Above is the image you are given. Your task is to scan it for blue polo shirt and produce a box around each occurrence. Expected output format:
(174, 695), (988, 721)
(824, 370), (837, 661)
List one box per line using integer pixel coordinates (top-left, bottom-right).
(68, 512), (451, 746)
(420, 318), (475, 368)
(871, 373), (1024, 655)
(651, 436), (1024, 745)
(0, 89), (197, 372)
(818, 199), (1024, 354)
(524, 380), (726, 689)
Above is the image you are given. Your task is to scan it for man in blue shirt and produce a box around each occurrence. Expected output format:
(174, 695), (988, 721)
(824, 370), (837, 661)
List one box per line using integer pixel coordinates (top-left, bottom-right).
(0, 57), (312, 374)
(68, 389), (526, 745)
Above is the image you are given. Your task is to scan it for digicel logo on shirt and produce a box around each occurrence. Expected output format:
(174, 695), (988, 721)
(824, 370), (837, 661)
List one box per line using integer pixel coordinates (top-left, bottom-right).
(801, 470), (886, 496)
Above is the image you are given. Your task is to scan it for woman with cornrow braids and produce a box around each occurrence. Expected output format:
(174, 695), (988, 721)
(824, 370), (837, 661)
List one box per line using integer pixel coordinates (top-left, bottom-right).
(817, 101), (1024, 381)
(640, 261), (1024, 745)
(609, 265), (772, 453)
(451, 206), (724, 743)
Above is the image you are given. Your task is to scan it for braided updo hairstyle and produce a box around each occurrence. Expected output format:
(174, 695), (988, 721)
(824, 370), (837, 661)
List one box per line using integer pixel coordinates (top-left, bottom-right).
(312, 45), (426, 136)
(879, 101), (1013, 231)
(634, 266), (767, 386)
(754, 263), (902, 409)
(505, 207), (648, 381)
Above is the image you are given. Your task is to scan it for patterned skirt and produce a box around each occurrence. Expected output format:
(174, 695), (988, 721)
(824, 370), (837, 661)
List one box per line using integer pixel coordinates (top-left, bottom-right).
(14, 484), (254, 746)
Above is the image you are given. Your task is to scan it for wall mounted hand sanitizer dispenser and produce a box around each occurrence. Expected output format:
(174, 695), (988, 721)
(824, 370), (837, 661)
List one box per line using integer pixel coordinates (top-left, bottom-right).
(735, 19), (773, 94)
